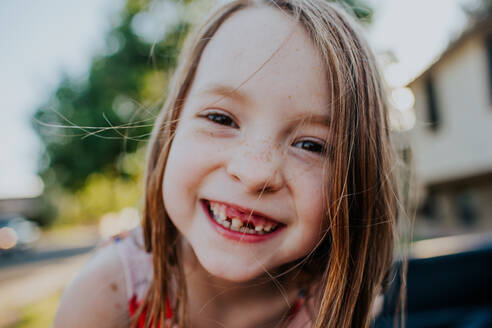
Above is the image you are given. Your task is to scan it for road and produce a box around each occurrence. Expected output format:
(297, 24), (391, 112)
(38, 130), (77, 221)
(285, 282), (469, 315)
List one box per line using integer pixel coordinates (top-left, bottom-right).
(0, 226), (100, 327)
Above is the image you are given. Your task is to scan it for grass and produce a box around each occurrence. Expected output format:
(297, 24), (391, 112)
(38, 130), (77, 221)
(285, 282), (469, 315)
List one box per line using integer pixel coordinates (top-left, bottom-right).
(10, 290), (61, 328)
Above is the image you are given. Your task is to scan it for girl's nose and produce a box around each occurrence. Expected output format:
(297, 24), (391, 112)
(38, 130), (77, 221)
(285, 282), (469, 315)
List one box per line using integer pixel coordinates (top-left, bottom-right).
(226, 140), (284, 194)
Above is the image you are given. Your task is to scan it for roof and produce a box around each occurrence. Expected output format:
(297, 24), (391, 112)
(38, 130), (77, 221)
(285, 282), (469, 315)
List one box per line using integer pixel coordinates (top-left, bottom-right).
(408, 11), (492, 86)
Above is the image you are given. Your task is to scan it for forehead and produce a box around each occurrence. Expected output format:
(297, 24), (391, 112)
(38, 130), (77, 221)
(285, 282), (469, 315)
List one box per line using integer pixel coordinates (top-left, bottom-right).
(190, 6), (330, 117)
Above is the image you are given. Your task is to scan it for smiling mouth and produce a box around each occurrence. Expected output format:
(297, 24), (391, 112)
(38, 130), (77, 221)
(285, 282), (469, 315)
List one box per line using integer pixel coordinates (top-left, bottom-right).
(203, 200), (282, 235)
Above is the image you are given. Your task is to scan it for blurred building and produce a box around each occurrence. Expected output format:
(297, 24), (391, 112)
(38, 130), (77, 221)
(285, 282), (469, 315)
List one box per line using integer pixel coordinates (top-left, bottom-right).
(0, 197), (38, 220)
(409, 14), (492, 238)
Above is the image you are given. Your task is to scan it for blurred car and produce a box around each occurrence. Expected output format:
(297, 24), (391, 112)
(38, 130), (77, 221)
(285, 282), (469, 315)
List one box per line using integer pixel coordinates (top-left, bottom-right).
(375, 232), (492, 328)
(0, 216), (41, 256)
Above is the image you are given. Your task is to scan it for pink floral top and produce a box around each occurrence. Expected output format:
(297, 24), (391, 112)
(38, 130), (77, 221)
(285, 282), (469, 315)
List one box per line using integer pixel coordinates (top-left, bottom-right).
(114, 228), (310, 327)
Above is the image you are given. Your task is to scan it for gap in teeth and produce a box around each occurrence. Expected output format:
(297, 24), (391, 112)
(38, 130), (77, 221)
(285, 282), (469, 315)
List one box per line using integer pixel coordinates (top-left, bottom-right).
(208, 201), (277, 234)
(244, 222), (255, 230)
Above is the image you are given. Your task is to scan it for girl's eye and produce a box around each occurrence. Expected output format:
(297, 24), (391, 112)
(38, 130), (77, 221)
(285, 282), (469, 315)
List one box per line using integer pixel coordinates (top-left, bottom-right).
(204, 112), (239, 128)
(292, 139), (326, 154)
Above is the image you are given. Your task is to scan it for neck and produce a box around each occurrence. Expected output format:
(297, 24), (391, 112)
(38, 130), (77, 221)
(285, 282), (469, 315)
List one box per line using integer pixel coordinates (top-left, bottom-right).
(179, 241), (303, 328)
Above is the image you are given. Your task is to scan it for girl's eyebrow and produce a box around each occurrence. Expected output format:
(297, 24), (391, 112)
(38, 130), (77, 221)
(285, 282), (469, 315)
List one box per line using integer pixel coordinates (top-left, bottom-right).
(287, 112), (331, 127)
(195, 83), (250, 104)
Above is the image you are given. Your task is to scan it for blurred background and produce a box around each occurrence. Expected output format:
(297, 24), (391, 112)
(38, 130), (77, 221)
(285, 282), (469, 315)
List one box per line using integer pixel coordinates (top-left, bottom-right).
(1, 0), (491, 327)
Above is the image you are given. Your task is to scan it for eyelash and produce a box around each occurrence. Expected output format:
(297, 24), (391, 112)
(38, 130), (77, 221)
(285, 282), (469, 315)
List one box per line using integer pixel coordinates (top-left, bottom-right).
(202, 111), (326, 155)
(292, 139), (326, 154)
(204, 112), (239, 128)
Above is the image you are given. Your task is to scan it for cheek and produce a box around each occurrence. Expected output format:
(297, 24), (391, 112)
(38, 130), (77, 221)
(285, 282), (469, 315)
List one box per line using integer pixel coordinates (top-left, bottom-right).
(162, 127), (224, 217)
(302, 180), (325, 232)
(292, 166), (326, 232)
(274, 169), (326, 264)
(162, 131), (203, 219)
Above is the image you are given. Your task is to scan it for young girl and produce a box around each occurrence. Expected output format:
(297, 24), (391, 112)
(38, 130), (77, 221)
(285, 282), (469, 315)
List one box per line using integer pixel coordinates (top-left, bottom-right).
(54, 0), (400, 327)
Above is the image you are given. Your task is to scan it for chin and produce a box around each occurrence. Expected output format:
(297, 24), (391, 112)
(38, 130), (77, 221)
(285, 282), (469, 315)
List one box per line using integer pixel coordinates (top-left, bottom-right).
(194, 249), (277, 283)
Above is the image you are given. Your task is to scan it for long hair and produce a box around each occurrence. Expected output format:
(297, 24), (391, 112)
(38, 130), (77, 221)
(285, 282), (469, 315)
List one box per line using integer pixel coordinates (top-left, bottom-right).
(137, 0), (401, 327)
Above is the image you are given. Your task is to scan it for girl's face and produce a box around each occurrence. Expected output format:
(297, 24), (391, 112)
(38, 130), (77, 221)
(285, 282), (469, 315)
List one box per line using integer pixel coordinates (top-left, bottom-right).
(163, 6), (330, 282)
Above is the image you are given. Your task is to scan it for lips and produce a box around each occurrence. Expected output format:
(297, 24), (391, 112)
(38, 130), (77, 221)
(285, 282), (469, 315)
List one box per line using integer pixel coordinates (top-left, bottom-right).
(201, 200), (284, 241)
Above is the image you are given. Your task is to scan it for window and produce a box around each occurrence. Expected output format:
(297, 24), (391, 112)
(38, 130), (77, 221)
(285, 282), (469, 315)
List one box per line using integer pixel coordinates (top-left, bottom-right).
(425, 75), (440, 131)
(419, 190), (437, 220)
(485, 36), (492, 100)
(456, 190), (477, 227)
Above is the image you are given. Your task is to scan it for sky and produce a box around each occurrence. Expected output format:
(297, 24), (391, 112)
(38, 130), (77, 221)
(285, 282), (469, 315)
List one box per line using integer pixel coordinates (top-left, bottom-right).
(0, 0), (476, 199)
(0, 0), (125, 199)
(367, 0), (472, 86)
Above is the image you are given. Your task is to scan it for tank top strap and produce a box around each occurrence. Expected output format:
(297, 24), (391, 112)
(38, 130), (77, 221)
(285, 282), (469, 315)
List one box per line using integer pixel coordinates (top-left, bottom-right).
(114, 226), (153, 302)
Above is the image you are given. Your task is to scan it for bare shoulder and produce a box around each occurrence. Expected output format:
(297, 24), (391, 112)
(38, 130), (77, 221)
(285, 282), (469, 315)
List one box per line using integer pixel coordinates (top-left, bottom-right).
(54, 242), (130, 328)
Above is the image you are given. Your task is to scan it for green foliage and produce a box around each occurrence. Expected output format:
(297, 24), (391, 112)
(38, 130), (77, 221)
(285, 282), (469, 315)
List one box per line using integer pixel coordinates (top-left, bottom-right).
(34, 13), (189, 192)
(337, 0), (373, 22)
(53, 148), (145, 225)
(12, 291), (61, 328)
(33, 0), (189, 225)
(463, 0), (492, 19)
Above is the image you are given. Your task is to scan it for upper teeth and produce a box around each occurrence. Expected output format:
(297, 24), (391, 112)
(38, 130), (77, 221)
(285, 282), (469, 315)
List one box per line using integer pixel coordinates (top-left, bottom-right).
(209, 202), (278, 234)
(231, 218), (242, 230)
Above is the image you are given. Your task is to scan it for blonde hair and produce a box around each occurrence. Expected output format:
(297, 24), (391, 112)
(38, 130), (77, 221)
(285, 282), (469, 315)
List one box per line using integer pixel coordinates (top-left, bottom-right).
(139, 0), (401, 327)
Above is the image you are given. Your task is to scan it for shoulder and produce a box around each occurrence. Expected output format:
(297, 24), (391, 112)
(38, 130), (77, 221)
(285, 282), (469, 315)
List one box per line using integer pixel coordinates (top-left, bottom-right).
(53, 241), (130, 328)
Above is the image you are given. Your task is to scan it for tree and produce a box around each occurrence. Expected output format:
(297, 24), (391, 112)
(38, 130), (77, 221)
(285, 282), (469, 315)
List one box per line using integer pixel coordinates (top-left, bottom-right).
(342, 0), (372, 22)
(33, 0), (190, 224)
(462, 0), (492, 20)
(34, 1), (188, 192)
